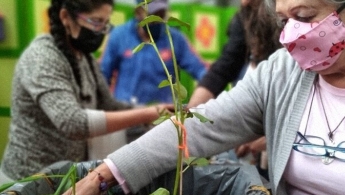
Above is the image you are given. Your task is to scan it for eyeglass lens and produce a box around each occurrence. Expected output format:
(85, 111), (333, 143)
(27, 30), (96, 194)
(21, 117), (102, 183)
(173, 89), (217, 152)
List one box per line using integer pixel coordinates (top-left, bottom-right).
(78, 15), (112, 34)
(294, 132), (345, 160)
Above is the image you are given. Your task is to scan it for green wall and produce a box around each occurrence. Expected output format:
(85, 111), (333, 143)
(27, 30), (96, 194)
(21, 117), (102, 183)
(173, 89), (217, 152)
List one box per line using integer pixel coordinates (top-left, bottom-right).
(0, 1), (238, 160)
(0, 0), (33, 160)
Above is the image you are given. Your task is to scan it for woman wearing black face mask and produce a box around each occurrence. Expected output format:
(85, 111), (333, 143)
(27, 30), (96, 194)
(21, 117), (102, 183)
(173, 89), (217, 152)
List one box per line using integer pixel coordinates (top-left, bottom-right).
(0, 0), (173, 183)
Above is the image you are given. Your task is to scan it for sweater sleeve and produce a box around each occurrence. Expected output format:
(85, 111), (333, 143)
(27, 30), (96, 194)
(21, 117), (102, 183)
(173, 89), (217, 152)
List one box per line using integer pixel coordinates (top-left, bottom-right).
(20, 37), (90, 140)
(198, 13), (247, 96)
(20, 35), (129, 140)
(106, 51), (273, 192)
(106, 49), (311, 194)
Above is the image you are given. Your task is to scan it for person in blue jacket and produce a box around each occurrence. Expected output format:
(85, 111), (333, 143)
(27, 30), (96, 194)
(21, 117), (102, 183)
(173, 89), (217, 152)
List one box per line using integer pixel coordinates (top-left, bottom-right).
(100, 0), (208, 105)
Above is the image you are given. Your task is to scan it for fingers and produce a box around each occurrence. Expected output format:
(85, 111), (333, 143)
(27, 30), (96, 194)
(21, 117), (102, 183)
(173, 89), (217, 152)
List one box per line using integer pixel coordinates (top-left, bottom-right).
(249, 137), (267, 153)
(235, 137), (266, 157)
(156, 104), (174, 115)
(235, 144), (250, 157)
(161, 104), (174, 112)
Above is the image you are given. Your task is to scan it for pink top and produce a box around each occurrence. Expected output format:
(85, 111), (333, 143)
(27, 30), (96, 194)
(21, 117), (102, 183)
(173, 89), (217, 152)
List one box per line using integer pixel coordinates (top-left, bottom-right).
(283, 75), (345, 195)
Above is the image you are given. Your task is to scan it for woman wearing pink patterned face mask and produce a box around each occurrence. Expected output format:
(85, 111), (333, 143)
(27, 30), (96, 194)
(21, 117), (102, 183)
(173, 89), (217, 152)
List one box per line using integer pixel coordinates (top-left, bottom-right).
(64, 1), (345, 194)
(279, 2), (345, 72)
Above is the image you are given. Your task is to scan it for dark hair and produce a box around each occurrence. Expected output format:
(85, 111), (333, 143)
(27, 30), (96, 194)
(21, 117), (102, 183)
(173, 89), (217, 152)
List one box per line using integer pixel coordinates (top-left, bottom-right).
(48, 0), (113, 102)
(241, 0), (282, 66)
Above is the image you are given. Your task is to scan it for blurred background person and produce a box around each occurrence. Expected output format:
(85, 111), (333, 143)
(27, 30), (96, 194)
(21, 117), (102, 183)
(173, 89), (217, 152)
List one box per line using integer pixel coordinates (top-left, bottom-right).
(100, 0), (208, 105)
(100, 0), (208, 142)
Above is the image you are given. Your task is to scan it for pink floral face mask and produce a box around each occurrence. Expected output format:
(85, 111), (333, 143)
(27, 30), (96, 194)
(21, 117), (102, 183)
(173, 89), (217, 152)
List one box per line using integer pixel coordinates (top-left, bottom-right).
(279, 5), (345, 71)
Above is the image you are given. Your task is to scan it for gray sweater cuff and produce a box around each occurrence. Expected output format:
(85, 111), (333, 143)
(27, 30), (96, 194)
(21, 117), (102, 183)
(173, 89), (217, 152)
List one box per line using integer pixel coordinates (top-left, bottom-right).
(86, 109), (107, 137)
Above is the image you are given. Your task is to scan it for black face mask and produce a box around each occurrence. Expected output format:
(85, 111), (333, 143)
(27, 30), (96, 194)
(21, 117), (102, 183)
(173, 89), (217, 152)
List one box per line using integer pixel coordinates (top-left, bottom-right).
(69, 26), (105, 53)
(143, 23), (164, 41)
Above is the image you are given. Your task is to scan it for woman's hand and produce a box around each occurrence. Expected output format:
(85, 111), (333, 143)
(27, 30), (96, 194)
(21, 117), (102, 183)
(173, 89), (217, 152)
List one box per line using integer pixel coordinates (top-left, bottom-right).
(62, 172), (100, 195)
(155, 103), (175, 115)
(63, 163), (116, 195)
(235, 136), (266, 157)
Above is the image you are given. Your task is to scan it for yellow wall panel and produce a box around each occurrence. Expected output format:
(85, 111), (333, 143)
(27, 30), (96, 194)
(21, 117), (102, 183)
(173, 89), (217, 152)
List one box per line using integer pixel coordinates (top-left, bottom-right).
(0, 117), (10, 161)
(34, 0), (50, 35)
(0, 58), (16, 106)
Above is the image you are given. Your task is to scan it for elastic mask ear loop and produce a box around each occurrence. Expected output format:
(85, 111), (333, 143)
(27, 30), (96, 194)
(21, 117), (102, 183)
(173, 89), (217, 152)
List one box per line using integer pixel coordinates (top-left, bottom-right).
(336, 4), (345, 14)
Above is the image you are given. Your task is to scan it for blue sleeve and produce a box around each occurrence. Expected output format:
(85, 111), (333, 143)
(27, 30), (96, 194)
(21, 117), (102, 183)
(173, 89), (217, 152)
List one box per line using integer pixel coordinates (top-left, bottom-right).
(172, 30), (207, 80)
(100, 29), (120, 85)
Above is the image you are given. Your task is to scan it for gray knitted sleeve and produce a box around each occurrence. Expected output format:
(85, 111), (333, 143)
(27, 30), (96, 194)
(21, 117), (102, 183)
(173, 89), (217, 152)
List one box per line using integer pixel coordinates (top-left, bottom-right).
(17, 35), (89, 139)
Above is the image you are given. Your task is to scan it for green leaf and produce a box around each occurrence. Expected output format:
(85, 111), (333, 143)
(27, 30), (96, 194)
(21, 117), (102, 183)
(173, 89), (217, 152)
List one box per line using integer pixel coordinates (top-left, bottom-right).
(153, 114), (170, 125)
(191, 112), (214, 124)
(0, 165), (79, 195)
(0, 174), (66, 192)
(0, 183), (13, 192)
(173, 82), (187, 100)
(133, 42), (149, 53)
(184, 157), (196, 165)
(167, 16), (190, 31)
(158, 79), (170, 88)
(139, 15), (165, 27)
(184, 111), (194, 119)
(54, 164), (77, 195)
(184, 157), (209, 166)
(151, 188), (170, 195)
